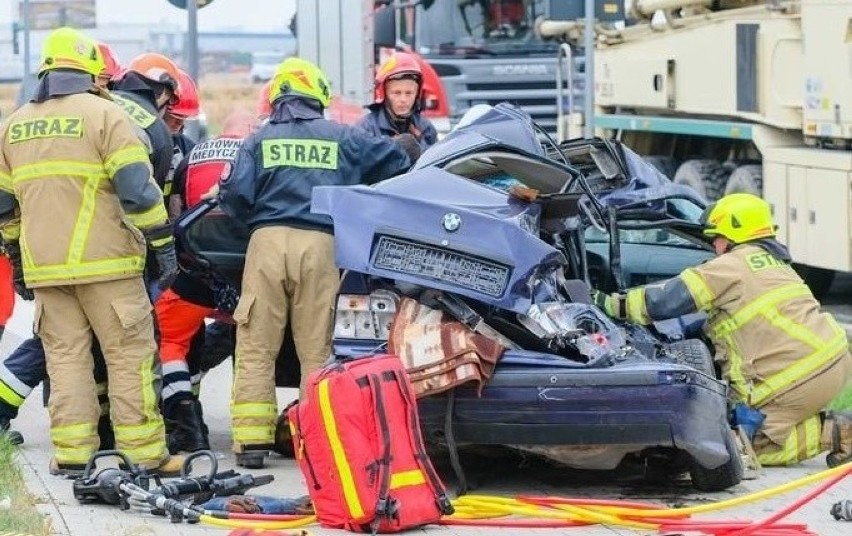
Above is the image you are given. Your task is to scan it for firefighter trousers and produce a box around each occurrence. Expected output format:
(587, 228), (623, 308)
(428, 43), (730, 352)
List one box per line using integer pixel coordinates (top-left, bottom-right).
(231, 226), (339, 452)
(752, 350), (852, 465)
(34, 278), (168, 468)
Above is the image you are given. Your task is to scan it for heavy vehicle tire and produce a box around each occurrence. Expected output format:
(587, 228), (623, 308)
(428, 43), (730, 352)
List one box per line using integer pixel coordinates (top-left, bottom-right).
(689, 427), (744, 491)
(793, 264), (836, 300)
(724, 164), (763, 196)
(666, 339), (715, 377)
(644, 155), (678, 180)
(673, 159), (730, 202)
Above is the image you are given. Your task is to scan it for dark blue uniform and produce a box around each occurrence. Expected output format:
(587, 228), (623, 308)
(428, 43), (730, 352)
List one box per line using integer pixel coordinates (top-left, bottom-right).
(355, 104), (437, 151)
(220, 97), (411, 231)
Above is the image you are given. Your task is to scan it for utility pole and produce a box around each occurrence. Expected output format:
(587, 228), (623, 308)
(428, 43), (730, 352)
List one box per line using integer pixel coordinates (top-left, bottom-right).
(583, 0), (595, 138)
(187, 0), (199, 81)
(21, 0), (32, 100)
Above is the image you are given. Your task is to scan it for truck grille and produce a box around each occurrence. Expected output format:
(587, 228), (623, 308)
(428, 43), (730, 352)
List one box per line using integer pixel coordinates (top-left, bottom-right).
(372, 236), (510, 297)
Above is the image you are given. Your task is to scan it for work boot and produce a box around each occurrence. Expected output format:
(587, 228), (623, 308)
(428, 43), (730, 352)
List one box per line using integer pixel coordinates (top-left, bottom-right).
(0, 416), (23, 446)
(48, 458), (86, 478)
(822, 410), (852, 467)
(138, 454), (186, 477)
(236, 447), (270, 469)
(165, 399), (209, 454)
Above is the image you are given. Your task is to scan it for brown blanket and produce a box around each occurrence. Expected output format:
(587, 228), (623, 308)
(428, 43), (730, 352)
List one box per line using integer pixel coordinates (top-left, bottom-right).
(388, 296), (505, 398)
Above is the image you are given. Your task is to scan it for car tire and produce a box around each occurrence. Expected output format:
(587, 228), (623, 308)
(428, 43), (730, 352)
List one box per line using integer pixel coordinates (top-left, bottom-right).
(667, 339), (715, 377)
(793, 264), (836, 300)
(689, 427), (744, 491)
(724, 164), (763, 196)
(673, 159), (730, 202)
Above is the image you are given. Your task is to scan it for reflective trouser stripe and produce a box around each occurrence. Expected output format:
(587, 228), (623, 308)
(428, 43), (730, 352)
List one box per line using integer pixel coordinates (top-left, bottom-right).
(0, 380), (25, 408)
(0, 363), (31, 402)
(758, 415), (822, 466)
(681, 268), (714, 310)
(318, 378), (364, 519)
(51, 422), (98, 464)
(232, 402), (277, 444)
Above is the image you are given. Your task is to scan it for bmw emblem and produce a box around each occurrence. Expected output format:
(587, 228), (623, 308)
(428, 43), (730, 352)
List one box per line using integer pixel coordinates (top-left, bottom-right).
(441, 213), (462, 232)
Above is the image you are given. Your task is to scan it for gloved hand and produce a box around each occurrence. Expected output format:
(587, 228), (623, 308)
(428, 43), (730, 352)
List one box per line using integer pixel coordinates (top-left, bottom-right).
(212, 280), (239, 315)
(591, 289), (621, 319)
(394, 133), (422, 163)
(4, 241), (34, 301)
(143, 223), (179, 290)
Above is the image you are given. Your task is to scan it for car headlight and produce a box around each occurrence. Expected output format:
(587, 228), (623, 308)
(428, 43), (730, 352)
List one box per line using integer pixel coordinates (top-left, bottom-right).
(334, 290), (399, 340)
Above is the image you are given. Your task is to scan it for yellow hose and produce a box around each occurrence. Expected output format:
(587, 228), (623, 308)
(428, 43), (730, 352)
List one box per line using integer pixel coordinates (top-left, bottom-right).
(199, 514), (317, 530)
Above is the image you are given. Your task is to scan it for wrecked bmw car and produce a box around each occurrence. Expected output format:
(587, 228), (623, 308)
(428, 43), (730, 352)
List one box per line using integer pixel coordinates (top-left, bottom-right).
(176, 103), (742, 492)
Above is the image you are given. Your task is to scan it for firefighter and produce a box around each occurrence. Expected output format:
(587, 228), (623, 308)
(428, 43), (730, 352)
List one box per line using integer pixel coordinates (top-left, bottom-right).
(0, 27), (181, 475)
(164, 69), (200, 220)
(110, 52), (181, 195)
(218, 57), (417, 468)
(355, 51), (437, 150)
(0, 241), (20, 445)
(593, 193), (852, 466)
(165, 69), (200, 157)
(155, 111), (254, 453)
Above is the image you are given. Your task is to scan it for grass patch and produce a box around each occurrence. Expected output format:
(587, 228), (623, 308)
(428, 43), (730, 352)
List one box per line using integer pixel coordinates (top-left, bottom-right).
(0, 437), (46, 535)
(828, 382), (852, 412)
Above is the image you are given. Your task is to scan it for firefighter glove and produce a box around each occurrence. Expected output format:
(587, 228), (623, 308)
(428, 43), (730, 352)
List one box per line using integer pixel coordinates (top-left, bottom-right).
(591, 289), (624, 319)
(144, 223), (179, 290)
(5, 241), (33, 301)
(213, 280), (239, 315)
(394, 133), (422, 163)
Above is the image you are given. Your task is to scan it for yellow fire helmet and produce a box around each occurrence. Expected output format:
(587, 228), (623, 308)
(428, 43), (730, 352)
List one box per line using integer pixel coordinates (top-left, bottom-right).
(38, 26), (105, 78)
(701, 192), (776, 244)
(269, 57), (331, 108)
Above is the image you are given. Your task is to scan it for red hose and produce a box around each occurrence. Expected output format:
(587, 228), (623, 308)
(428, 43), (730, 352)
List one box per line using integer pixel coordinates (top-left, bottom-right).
(719, 466), (850, 536)
(441, 518), (590, 528)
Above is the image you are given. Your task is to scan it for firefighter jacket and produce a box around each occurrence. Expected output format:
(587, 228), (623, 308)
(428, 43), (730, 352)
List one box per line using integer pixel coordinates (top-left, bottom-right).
(356, 104), (438, 150)
(111, 73), (174, 193)
(0, 71), (168, 288)
(219, 96), (411, 233)
(617, 241), (849, 408)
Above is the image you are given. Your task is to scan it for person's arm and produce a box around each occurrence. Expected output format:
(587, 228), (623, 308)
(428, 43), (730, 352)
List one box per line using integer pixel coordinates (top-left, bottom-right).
(354, 131), (412, 185)
(0, 134), (19, 243)
(593, 253), (742, 326)
(104, 113), (168, 232)
(217, 139), (257, 221)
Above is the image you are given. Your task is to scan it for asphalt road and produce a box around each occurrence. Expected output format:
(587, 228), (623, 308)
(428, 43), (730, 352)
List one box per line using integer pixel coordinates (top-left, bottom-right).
(2, 290), (851, 535)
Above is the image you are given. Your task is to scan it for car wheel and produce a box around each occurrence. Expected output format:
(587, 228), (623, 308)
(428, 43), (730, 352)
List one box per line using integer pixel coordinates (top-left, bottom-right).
(689, 427), (744, 491)
(673, 159), (731, 202)
(793, 264), (835, 300)
(724, 164), (763, 196)
(666, 339), (715, 377)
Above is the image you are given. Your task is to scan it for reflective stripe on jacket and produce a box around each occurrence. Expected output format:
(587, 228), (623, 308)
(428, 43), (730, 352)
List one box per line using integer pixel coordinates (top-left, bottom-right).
(623, 244), (849, 406)
(0, 92), (166, 287)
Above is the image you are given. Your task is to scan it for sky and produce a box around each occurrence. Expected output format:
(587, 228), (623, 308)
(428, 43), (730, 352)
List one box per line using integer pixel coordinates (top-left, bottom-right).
(0, 0), (297, 32)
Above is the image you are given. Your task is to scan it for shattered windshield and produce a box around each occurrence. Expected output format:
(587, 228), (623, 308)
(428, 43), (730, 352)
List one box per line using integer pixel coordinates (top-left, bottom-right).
(415, 0), (558, 56)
